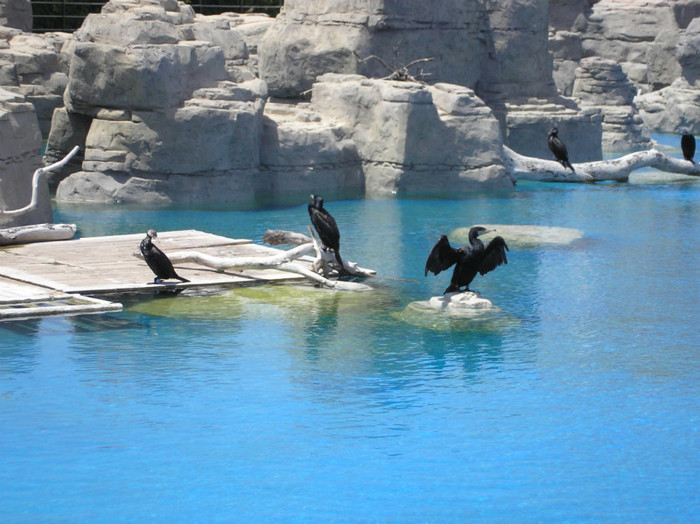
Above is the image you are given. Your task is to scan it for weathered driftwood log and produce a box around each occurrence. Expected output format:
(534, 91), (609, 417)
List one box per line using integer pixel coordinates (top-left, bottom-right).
(504, 146), (700, 183)
(0, 146), (80, 217)
(161, 243), (373, 292)
(263, 228), (376, 279)
(0, 223), (77, 246)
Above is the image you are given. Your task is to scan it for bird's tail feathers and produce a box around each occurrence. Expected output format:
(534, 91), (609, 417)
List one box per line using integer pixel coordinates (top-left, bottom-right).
(334, 250), (344, 269)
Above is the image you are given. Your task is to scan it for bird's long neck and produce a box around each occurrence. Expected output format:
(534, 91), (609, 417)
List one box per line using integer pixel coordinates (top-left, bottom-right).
(469, 232), (484, 249)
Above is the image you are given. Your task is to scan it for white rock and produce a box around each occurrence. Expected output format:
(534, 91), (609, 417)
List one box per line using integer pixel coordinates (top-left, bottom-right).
(451, 224), (584, 249)
(427, 291), (496, 312)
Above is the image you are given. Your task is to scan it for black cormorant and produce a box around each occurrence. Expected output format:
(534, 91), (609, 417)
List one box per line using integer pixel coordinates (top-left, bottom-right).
(425, 227), (509, 294)
(681, 133), (695, 163)
(140, 229), (190, 284)
(548, 127), (574, 171)
(308, 194), (344, 268)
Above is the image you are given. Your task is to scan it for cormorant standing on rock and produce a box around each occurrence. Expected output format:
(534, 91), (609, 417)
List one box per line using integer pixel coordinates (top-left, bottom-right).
(140, 229), (190, 284)
(548, 127), (574, 171)
(425, 227), (509, 295)
(308, 194), (343, 269)
(681, 133), (695, 163)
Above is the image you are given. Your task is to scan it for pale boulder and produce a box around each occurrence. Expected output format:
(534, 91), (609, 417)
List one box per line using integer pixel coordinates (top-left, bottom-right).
(572, 57), (651, 151)
(259, 102), (363, 203)
(64, 41), (228, 115)
(57, 80), (266, 204)
(427, 292), (496, 312)
(259, 0), (486, 98)
(0, 29), (71, 135)
(310, 74), (511, 196)
(636, 18), (700, 133)
(636, 78), (700, 133)
(582, 0), (680, 88)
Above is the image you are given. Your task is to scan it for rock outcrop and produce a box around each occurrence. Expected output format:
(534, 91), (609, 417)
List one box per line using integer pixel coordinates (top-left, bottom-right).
(551, 0), (700, 95)
(310, 74), (512, 196)
(259, 101), (364, 203)
(0, 87), (51, 227)
(210, 12), (275, 77)
(10, 0), (695, 207)
(636, 17), (700, 133)
(549, 0), (700, 137)
(259, 0), (558, 105)
(572, 57), (651, 151)
(259, 0), (601, 161)
(479, 0), (557, 105)
(503, 99), (603, 163)
(258, 0), (488, 99)
(0, 0), (31, 32)
(50, 0), (268, 204)
(49, 0), (528, 205)
(0, 28), (71, 136)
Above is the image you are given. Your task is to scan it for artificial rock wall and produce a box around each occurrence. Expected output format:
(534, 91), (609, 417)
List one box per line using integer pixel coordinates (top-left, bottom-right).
(0, 87), (50, 226)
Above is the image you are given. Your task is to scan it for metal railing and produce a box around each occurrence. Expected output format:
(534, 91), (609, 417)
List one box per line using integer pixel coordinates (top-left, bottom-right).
(31, 1), (282, 33)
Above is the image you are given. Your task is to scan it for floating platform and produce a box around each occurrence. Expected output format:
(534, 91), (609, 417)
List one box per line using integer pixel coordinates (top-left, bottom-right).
(0, 229), (306, 321)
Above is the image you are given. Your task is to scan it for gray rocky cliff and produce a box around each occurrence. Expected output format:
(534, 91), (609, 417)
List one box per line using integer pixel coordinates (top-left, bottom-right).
(0, 0), (698, 210)
(636, 17), (700, 133)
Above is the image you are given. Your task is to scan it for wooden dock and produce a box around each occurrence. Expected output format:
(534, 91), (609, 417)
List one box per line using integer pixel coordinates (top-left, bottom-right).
(0, 229), (306, 321)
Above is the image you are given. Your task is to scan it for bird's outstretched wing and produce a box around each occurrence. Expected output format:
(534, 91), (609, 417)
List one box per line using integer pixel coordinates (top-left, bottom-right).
(478, 236), (509, 275)
(425, 235), (460, 276)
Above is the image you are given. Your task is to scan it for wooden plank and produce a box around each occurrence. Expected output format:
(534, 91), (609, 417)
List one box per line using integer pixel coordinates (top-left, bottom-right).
(0, 276), (122, 321)
(0, 294), (122, 321)
(0, 276), (63, 303)
(0, 229), (308, 298)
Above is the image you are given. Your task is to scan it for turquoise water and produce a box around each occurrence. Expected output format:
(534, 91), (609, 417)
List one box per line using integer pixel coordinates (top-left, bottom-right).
(2, 142), (700, 521)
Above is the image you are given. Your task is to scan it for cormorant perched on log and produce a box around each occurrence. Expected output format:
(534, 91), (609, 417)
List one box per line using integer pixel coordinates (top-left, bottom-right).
(425, 227), (509, 295)
(548, 127), (574, 171)
(140, 229), (190, 284)
(681, 133), (695, 163)
(308, 194), (343, 269)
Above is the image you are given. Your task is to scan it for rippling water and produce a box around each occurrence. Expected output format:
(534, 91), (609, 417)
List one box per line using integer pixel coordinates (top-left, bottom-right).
(2, 138), (699, 521)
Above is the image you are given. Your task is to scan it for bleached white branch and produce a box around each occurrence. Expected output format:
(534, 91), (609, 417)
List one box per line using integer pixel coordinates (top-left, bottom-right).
(163, 246), (373, 291)
(0, 146), (80, 216)
(262, 228), (376, 279)
(504, 146), (700, 183)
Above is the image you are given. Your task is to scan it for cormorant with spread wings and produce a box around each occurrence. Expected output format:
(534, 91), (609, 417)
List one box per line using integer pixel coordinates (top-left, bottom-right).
(425, 227), (509, 294)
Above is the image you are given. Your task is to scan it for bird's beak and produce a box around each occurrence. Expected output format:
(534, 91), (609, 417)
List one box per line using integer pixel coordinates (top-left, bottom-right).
(478, 228), (495, 236)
